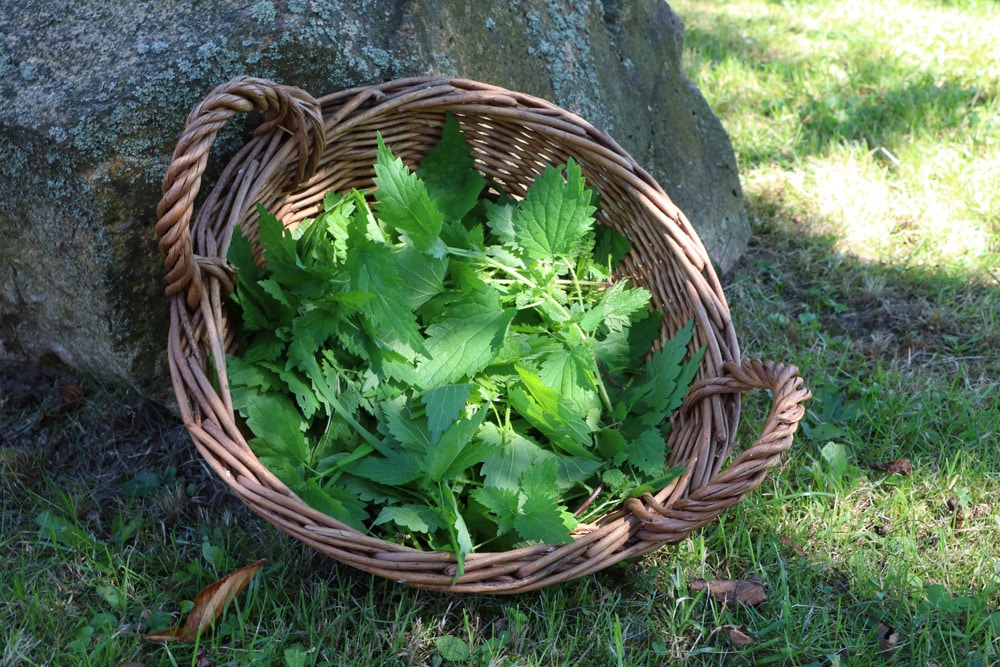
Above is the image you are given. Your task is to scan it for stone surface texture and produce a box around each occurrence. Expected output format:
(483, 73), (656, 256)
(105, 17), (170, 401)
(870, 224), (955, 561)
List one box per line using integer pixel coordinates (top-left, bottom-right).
(0, 0), (747, 403)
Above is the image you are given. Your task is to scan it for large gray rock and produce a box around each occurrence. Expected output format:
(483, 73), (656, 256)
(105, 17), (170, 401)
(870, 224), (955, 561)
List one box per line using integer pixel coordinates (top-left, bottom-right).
(0, 0), (747, 403)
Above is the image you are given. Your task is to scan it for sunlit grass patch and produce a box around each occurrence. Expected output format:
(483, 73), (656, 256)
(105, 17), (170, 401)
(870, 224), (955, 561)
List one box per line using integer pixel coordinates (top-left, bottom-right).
(675, 0), (1000, 277)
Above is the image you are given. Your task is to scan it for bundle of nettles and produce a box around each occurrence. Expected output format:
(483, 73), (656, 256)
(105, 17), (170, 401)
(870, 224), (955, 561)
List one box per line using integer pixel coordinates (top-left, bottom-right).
(226, 116), (703, 574)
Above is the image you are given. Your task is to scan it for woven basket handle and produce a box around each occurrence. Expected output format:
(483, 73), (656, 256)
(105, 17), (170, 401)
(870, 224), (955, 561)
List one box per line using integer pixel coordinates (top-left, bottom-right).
(636, 358), (811, 542)
(155, 76), (325, 308)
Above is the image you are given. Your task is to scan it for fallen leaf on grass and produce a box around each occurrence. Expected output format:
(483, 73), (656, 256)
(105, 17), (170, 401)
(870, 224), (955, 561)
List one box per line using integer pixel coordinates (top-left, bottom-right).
(690, 574), (767, 606)
(39, 382), (84, 423)
(144, 559), (265, 643)
(947, 497), (965, 527)
(869, 458), (911, 475)
(723, 625), (756, 648)
(709, 623), (757, 648)
(195, 648), (212, 667)
(876, 621), (900, 658)
(779, 534), (806, 557)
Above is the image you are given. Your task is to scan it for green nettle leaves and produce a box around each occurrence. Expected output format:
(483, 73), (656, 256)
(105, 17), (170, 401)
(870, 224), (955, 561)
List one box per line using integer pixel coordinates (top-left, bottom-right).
(514, 158), (595, 262)
(226, 115), (703, 576)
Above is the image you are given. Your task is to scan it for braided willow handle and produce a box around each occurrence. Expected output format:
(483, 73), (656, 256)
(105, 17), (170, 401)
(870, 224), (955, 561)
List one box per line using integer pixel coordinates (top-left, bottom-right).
(155, 76), (325, 308)
(634, 358), (811, 542)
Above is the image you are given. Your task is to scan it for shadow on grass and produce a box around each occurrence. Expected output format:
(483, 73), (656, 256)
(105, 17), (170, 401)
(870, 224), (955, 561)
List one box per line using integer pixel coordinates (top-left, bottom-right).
(711, 201), (1000, 662)
(728, 189), (1000, 462)
(678, 7), (997, 167)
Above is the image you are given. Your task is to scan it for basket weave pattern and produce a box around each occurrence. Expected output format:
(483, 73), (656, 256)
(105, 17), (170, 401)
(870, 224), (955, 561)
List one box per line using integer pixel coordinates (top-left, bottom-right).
(155, 76), (809, 593)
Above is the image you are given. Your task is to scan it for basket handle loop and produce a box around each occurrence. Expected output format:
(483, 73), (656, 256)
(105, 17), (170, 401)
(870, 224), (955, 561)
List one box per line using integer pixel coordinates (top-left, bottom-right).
(636, 358), (811, 542)
(155, 76), (325, 308)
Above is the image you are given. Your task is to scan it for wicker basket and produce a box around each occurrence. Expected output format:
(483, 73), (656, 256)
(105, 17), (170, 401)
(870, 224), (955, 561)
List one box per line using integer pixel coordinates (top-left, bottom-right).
(155, 76), (809, 594)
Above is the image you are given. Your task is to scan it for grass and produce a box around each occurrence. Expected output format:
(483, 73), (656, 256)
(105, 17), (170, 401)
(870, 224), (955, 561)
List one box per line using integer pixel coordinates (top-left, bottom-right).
(2, 1), (999, 664)
(677, 0), (1000, 277)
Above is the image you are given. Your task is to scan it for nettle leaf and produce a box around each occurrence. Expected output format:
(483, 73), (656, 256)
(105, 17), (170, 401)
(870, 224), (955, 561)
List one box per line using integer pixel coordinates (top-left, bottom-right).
(648, 318), (696, 380)
(230, 273), (280, 333)
(510, 366), (597, 461)
(515, 494), (576, 545)
(514, 159), (596, 262)
(304, 355), (386, 455)
(257, 278), (298, 319)
(300, 481), (369, 532)
(596, 427), (629, 465)
(241, 331), (288, 365)
(345, 188), (387, 244)
(416, 114), (486, 222)
(396, 245), (448, 310)
(287, 305), (342, 372)
(276, 363), (322, 422)
(472, 486), (521, 537)
(593, 307), (663, 376)
(306, 191), (356, 264)
(255, 204), (308, 287)
(374, 504), (443, 535)
(627, 427), (668, 477)
(425, 407), (488, 483)
(378, 396), (434, 452)
(422, 384), (475, 443)
(537, 345), (601, 416)
(601, 468), (630, 496)
(352, 449), (423, 486)
(436, 483), (474, 577)
(578, 279), (652, 335)
(484, 244), (525, 273)
(440, 436), (493, 483)
(592, 222), (632, 272)
(479, 422), (551, 491)
(226, 354), (282, 414)
(485, 201), (517, 249)
(553, 455), (603, 490)
(293, 217), (333, 269)
(634, 319), (705, 428)
(346, 240), (428, 357)
(373, 134), (446, 255)
(227, 224), (262, 293)
(244, 392), (308, 465)
(513, 458), (576, 544)
(416, 304), (516, 388)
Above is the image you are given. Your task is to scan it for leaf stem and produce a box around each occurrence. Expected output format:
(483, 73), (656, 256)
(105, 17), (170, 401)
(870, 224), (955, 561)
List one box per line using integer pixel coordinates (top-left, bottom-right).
(447, 246), (618, 416)
(485, 278), (611, 288)
(573, 484), (603, 517)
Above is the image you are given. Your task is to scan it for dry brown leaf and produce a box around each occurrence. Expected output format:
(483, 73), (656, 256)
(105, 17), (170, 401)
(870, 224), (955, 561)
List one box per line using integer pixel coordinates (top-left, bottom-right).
(779, 534), (806, 557)
(876, 621), (900, 658)
(195, 648), (213, 667)
(870, 458), (911, 475)
(946, 497), (966, 527)
(690, 575), (767, 607)
(39, 382), (84, 423)
(709, 624), (757, 649)
(725, 625), (757, 648)
(144, 559), (265, 643)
